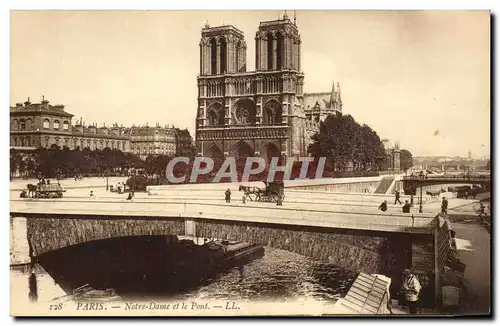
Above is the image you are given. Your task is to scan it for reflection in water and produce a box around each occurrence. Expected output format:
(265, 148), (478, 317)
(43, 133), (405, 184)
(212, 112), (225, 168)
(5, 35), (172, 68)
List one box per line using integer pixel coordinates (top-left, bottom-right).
(10, 217), (356, 304)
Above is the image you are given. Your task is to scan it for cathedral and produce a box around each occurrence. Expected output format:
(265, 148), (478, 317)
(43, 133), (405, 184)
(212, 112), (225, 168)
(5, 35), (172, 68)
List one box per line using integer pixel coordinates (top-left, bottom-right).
(195, 13), (342, 162)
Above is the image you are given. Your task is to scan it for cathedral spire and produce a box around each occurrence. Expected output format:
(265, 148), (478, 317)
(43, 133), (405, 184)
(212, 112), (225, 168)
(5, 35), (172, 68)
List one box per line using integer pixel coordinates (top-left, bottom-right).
(336, 82), (343, 109)
(330, 80), (337, 106)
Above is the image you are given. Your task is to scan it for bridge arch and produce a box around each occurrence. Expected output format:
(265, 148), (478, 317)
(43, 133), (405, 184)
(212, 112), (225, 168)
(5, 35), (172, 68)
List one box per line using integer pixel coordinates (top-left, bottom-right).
(21, 215), (398, 276)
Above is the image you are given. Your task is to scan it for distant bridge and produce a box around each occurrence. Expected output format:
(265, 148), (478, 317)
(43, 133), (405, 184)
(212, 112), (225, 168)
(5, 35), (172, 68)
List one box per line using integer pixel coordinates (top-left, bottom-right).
(402, 175), (491, 195)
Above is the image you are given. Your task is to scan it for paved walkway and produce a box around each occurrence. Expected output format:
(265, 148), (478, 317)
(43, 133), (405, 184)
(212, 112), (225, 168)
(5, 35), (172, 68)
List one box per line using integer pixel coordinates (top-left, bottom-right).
(453, 222), (491, 314)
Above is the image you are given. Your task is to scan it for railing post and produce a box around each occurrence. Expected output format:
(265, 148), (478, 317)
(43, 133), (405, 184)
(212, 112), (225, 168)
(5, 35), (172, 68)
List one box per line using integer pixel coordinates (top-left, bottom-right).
(185, 219), (196, 240)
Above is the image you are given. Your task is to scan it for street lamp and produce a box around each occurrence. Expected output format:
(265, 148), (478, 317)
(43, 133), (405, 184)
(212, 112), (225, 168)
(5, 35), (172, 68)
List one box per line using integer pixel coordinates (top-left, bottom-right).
(419, 185), (423, 213)
(106, 170), (109, 191)
(131, 168), (136, 197)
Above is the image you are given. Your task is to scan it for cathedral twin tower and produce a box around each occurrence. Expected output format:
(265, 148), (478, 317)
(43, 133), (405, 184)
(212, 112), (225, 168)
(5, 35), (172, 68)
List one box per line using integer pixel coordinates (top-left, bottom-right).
(199, 13), (301, 76)
(195, 14), (341, 162)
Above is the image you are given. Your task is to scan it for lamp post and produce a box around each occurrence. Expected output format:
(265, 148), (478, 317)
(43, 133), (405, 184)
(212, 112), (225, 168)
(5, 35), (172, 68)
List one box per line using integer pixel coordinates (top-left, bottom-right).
(132, 168), (136, 197)
(106, 170), (109, 191)
(419, 185), (423, 213)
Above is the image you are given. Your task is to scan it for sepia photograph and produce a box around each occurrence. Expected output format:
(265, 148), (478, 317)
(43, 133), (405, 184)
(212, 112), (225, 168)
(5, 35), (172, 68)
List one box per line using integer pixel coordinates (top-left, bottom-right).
(8, 9), (491, 317)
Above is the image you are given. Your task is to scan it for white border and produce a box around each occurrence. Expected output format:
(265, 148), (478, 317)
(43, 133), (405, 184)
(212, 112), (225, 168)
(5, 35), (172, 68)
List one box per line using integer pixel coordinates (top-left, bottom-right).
(2, 1), (498, 325)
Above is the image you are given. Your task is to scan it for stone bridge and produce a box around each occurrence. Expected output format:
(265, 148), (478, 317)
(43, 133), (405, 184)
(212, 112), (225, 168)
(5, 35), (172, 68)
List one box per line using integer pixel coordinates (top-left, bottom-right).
(11, 198), (439, 277)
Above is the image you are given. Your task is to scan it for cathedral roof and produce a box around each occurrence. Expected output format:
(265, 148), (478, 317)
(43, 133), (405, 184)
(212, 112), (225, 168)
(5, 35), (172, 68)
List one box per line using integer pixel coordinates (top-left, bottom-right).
(303, 92), (332, 112)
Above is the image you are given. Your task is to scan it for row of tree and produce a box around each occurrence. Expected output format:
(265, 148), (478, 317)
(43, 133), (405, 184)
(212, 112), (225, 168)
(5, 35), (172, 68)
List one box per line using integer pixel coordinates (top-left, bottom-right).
(11, 146), (153, 179)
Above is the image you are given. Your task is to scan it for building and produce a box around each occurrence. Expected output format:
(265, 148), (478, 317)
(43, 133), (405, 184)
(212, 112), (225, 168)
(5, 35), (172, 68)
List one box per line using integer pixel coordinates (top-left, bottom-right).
(10, 98), (180, 158)
(174, 128), (195, 156)
(10, 97), (76, 150)
(195, 14), (342, 162)
(382, 139), (401, 172)
(129, 124), (177, 159)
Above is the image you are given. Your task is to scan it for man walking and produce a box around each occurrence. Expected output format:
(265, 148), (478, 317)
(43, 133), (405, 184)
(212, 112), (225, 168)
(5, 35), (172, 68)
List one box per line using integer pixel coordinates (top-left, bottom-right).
(441, 197), (448, 214)
(394, 190), (402, 205)
(225, 188), (231, 203)
(402, 269), (421, 315)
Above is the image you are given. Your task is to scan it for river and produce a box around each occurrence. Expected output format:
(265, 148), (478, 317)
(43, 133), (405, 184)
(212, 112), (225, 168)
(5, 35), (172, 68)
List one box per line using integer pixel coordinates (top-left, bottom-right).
(10, 217), (357, 308)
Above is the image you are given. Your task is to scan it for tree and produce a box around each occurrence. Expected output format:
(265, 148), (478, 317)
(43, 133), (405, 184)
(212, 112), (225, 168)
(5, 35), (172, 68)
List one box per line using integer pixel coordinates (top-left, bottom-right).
(400, 149), (414, 172)
(308, 113), (387, 172)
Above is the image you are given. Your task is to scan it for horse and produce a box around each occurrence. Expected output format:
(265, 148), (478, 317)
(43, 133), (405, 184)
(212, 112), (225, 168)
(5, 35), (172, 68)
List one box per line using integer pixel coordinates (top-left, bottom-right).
(26, 184), (38, 198)
(239, 185), (263, 201)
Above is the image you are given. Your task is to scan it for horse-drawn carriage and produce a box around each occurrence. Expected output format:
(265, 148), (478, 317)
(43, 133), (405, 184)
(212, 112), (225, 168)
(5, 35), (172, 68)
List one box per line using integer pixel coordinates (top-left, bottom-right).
(25, 182), (66, 198)
(239, 181), (285, 203)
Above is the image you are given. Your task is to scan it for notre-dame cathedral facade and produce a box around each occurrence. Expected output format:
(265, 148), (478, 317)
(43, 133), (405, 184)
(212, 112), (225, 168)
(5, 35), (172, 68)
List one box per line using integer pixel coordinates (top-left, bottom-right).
(195, 14), (342, 162)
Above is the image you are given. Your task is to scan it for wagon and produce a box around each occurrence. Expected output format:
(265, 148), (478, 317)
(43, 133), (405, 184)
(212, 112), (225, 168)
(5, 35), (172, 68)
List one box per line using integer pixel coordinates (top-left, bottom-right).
(34, 183), (66, 198)
(240, 181), (285, 203)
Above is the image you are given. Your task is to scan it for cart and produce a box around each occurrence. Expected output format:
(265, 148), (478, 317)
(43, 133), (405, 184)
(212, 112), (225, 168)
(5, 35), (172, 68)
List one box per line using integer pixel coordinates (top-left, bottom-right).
(34, 183), (66, 198)
(240, 181), (285, 203)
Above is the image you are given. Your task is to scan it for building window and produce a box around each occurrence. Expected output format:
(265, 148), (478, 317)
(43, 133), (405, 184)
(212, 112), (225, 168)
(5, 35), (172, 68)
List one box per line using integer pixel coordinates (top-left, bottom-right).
(43, 119), (50, 129)
(19, 119), (26, 131)
(12, 120), (18, 130)
(53, 120), (60, 129)
(26, 119), (33, 130)
(63, 121), (69, 131)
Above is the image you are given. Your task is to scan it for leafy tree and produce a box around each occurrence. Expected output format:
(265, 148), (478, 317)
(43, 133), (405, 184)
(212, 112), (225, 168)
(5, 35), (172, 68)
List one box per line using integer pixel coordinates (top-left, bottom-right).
(400, 149), (414, 172)
(308, 113), (387, 172)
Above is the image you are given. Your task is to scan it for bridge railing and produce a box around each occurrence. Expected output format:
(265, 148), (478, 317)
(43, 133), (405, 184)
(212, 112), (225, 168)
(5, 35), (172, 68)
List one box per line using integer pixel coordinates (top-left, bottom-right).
(11, 198), (437, 233)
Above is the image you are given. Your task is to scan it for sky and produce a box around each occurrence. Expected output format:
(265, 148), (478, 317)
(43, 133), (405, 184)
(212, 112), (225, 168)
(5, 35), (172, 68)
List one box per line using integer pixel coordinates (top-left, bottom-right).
(10, 10), (490, 158)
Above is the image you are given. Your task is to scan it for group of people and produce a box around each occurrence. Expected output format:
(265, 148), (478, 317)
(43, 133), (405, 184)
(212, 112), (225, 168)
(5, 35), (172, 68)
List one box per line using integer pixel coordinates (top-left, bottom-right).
(379, 190), (454, 216)
(378, 190), (413, 213)
(114, 182), (125, 194)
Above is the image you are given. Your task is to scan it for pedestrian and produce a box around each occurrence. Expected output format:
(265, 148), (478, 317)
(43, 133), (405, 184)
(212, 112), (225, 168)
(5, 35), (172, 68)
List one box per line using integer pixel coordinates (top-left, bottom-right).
(225, 188), (231, 203)
(378, 200), (388, 212)
(402, 268), (421, 315)
(441, 197), (448, 214)
(126, 192), (133, 200)
(242, 194), (246, 204)
(28, 269), (38, 303)
(410, 195), (414, 207)
(465, 190), (469, 200)
(89, 190), (95, 199)
(402, 200), (411, 213)
(394, 190), (402, 205)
